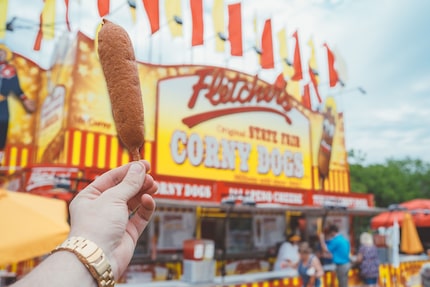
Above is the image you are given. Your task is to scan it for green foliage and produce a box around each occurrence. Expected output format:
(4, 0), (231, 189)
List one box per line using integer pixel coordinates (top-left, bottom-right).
(348, 150), (430, 207)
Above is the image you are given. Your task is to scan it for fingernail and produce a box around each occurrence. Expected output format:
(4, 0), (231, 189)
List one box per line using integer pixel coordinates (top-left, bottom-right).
(129, 162), (144, 173)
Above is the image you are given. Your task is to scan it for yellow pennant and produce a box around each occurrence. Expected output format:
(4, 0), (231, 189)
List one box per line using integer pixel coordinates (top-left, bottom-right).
(0, 0), (8, 39)
(165, 0), (182, 37)
(212, 0), (225, 52)
(42, 0), (56, 39)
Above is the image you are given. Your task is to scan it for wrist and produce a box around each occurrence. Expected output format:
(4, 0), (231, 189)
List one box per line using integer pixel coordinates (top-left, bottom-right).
(52, 236), (115, 287)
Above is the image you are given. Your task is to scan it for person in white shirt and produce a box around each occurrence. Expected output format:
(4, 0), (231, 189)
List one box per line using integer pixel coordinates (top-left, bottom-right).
(274, 234), (301, 271)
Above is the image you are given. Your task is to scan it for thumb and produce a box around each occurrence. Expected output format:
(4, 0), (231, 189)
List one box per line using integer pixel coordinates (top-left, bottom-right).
(107, 161), (146, 201)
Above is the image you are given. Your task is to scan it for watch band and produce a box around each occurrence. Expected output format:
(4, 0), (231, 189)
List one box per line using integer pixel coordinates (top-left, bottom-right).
(52, 236), (115, 287)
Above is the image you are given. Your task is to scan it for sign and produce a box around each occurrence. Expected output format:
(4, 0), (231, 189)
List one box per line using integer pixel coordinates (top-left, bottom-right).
(155, 68), (313, 190)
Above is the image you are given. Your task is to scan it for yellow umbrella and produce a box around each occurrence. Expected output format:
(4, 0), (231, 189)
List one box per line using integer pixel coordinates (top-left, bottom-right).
(401, 212), (424, 254)
(0, 188), (70, 265)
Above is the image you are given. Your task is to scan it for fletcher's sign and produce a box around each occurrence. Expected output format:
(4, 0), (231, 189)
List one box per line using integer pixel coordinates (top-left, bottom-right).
(155, 67), (312, 190)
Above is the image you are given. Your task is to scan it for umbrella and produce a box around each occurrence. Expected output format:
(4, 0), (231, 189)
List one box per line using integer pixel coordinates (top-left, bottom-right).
(371, 199), (430, 229)
(0, 188), (70, 266)
(400, 212), (424, 254)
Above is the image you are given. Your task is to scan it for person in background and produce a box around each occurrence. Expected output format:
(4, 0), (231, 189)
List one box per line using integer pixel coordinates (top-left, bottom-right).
(356, 232), (379, 287)
(11, 160), (158, 287)
(274, 233), (301, 271)
(319, 224), (351, 287)
(296, 242), (324, 287)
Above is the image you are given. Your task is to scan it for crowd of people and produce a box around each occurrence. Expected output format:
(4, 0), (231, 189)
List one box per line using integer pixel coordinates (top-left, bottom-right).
(275, 226), (380, 287)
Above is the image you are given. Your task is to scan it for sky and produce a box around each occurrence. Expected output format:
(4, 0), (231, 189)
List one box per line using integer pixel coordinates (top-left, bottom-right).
(2, 0), (430, 165)
(267, 0), (430, 164)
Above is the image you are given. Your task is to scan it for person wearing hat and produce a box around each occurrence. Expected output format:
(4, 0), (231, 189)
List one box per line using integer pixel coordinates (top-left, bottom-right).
(0, 44), (36, 162)
(274, 233), (301, 271)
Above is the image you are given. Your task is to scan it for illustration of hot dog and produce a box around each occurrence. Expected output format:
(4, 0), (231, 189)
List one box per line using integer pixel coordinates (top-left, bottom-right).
(318, 96), (337, 189)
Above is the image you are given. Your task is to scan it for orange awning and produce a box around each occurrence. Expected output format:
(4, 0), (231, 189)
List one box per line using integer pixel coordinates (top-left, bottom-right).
(401, 212), (424, 255)
(0, 188), (70, 266)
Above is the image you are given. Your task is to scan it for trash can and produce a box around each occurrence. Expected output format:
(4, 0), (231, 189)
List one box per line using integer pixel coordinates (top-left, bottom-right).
(420, 263), (430, 287)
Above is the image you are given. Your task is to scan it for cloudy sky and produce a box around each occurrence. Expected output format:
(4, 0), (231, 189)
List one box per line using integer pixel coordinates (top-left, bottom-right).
(270, 0), (430, 164)
(3, 0), (430, 164)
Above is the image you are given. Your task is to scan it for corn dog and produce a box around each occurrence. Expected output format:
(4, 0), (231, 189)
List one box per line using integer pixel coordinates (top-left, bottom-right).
(97, 19), (144, 161)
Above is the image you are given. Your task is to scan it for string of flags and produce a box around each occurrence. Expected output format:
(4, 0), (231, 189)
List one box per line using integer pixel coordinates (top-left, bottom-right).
(1, 0), (344, 110)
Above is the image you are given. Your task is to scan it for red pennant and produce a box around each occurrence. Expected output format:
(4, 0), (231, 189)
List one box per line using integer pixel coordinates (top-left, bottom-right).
(190, 0), (204, 46)
(33, 11), (43, 51)
(261, 19), (274, 69)
(274, 73), (286, 90)
(325, 43), (339, 87)
(65, 0), (71, 31)
(291, 30), (303, 81)
(143, 0), (160, 34)
(98, 0), (110, 17)
(228, 3), (242, 56)
(302, 84), (311, 109)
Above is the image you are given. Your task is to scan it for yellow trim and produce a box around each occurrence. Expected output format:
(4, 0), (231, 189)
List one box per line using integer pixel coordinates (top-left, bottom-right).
(85, 133), (94, 167)
(97, 134), (107, 168)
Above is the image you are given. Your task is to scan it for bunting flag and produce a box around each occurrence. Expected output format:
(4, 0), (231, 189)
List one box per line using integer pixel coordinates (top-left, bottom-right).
(0, 0), (8, 39)
(274, 73), (286, 90)
(212, 0), (225, 52)
(165, 0), (182, 36)
(309, 64), (322, 103)
(302, 83), (311, 109)
(325, 43), (340, 87)
(143, 0), (160, 34)
(228, 2), (242, 56)
(98, 0), (110, 17)
(260, 19), (274, 69)
(277, 28), (294, 77)
(291, 30), (303, 81)
(34, 0), (56, 51)
(190, 0), (204, 46)
(308, 38), (321, 103)
(64, 0), (71, 31)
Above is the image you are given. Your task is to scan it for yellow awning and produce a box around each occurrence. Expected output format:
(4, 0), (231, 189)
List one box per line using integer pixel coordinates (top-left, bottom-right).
(0, 189), (70, 266)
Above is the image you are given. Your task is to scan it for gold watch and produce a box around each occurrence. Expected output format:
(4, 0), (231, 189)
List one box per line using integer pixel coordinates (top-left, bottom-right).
(52, 236), (115, 287)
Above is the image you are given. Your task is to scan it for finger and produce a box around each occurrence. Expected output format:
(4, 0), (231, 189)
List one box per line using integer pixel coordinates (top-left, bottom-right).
(129, 194), (156, 234)
(82, 160), (150, 196)
(106, 161), (147, 201)
(141, 174), (158, 195)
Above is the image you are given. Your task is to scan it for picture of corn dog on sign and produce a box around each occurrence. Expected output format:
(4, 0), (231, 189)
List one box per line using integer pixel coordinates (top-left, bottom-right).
(317, 96), (337, 189)
(97, 19), (144, 161)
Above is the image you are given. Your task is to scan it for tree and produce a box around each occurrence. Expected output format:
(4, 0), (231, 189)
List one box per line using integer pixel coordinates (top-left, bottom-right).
(348, 150), (430, 207)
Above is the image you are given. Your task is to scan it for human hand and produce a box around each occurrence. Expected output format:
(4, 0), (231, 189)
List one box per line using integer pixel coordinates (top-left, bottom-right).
(68, 160), (157, 279)
(22, 97), (36, 113)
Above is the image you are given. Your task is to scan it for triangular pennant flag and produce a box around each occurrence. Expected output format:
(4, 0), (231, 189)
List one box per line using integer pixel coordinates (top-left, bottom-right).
(64, 0), (71, 31)
(34, 0), (56, 50)
(228, 2), (242, 56)
(309, 65), (322, 103)
(0, 0), (9, 38)
(143, 0), (160, 34)
(278, 28), (294, 77)
(274, 73), (286, 90)
(325, 43), (340, 87)
(260, 19), (274, 69)
(98, 0), (110, 17)
(213, 0), (225, 52)
(302, 83), (311, 109)
(165, 0), (182, 37)
(190, 0), (204, 46)
(291, 30), (303, 81)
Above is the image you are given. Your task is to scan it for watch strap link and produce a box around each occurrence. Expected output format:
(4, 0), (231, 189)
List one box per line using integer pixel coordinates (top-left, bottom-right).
(53, 236), (115, 287)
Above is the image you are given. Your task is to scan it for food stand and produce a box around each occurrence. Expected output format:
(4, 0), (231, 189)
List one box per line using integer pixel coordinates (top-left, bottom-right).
(0, 1), (428, 286)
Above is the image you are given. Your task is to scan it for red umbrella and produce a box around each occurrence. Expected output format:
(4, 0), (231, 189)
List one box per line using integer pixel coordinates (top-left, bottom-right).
(371, 199), (430, 229)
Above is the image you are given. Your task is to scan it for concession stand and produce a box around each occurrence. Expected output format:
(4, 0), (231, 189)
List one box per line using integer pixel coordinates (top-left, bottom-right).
(0, 1), (427, 286)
